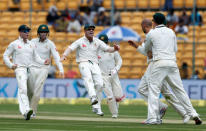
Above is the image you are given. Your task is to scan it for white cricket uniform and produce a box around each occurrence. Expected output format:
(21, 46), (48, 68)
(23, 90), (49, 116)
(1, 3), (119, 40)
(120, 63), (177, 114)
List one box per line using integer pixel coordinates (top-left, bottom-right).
(144, 24), (199, 123)
(137, 42), (187, 118)
(98, 51), (124, 116)
(28, 38), (64, 114)
(3, 37), (45, 115)
(67, 36), (110, 104)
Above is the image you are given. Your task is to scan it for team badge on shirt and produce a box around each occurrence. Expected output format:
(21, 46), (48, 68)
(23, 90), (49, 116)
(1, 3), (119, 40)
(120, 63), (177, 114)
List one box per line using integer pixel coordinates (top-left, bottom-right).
(82, 44), (86, 47)
(18, 45), (22, 49)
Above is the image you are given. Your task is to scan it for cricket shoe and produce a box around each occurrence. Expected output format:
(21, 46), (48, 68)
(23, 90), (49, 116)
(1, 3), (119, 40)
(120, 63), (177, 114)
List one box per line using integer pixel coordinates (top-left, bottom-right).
(141, 119), (162, 125)
(31, 113), (36, 118)
(90, 96), (98, 105)
(193, 116), (202, 125)
(24, 109), (33, 120)
(112, 114), (118, 118)
(183, 115), (190, 124)
(92, 108), (104, 116)
(160, 105), (168, 119)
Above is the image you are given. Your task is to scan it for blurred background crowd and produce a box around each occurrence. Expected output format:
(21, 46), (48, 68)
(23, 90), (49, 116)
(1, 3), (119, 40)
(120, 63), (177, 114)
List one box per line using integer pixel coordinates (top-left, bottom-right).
(0, 0), (206, 80)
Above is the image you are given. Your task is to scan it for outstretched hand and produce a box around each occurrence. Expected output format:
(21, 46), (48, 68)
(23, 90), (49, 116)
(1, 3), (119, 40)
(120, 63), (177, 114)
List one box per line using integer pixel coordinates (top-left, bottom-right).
(128, 40), (138, 48)
(114, 44), (120, 51)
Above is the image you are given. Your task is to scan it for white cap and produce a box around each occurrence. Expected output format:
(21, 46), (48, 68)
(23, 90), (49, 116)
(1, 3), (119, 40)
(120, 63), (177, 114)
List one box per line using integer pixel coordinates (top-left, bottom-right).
(98, 7), (105, 13)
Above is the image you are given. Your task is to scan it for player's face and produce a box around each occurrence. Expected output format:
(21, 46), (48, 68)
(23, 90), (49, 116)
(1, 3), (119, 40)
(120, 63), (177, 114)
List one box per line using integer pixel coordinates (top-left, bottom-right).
(85, 27), (94, 38)
(39, 32), (48, 41)
(20, 30), (30, 40)
(141, 24), (147, 34)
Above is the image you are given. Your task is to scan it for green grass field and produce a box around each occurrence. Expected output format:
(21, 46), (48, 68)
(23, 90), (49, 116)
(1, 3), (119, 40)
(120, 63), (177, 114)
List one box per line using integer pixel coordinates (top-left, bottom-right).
(0, 104), (205, 131)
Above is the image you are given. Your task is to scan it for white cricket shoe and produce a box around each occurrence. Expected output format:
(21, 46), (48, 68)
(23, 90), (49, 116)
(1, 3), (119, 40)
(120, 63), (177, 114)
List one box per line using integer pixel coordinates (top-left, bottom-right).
(24, 110), (33, 120)
(160, 105), (168, 119)
(31, 113), (36, 118)
(92, 108), (104, 116)
(141, 119), (162, 125)
(112, 114), (118, 118)
(183, 115), (190, 124)
(90, 96), (98, 105)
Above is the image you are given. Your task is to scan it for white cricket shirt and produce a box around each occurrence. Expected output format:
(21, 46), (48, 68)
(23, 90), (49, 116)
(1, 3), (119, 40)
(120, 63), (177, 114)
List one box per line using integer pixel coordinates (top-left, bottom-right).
(98, 51), (122, 75)
(3, 37), (45, 69)
(31, 38), (64, 73)
(69, 36), (110, 64)
(144, 24), (177, 61)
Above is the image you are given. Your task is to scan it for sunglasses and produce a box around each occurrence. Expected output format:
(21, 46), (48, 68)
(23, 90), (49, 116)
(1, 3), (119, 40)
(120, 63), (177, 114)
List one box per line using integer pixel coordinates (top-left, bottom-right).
(21, 30), (30, 33)
(86, 28), (95, 31)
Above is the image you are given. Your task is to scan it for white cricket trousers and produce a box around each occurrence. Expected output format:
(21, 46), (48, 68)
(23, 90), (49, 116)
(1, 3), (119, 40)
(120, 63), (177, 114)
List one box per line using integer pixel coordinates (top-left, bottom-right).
(78, 61), (103, 107)
(28, 67), (48, 114)
(102, 73), (124, 115)
(15, 67), (31, 115)
(138, 62), (187, 118)
(147, 60), (198, 122)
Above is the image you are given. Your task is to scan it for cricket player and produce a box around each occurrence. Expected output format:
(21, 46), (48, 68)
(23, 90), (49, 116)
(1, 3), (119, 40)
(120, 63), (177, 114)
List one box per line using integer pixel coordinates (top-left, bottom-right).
(3, 25), (50, 120)
(97, 34), (125, 118)
(28, 24), (64, 117)
(128, 19), (190, 124)
(61, 24), (120, 115)
(144, 13), (202, 125)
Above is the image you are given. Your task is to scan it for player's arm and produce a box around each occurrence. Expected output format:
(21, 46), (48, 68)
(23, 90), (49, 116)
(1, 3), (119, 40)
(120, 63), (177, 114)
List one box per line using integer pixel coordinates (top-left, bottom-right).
(144, 33), (153, 53)
(3, 43), (17, 69)
(61, 41), (78, 61)
(50, 42), (64, 78)
(114, 52), (122, 71)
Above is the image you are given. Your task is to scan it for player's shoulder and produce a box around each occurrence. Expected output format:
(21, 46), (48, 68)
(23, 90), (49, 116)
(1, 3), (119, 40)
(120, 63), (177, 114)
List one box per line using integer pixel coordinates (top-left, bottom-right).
(31, 38), (39, 42)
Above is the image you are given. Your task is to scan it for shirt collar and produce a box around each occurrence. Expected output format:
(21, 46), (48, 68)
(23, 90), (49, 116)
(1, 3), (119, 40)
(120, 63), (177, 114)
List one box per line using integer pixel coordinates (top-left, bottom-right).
(18, 36), (29, 44)
(38, 38), (48, 43)
(155, 24), (166, 28)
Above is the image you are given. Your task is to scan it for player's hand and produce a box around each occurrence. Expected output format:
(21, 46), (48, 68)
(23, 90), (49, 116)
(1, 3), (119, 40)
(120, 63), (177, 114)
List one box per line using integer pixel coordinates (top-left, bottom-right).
(111, 68), (117, 76)
(114, 44), (120, 51)
(44, 59), (50, 65)
(59, 72), (65, 78)
(60, 55), (67, 61)
(147, 51), (153, 59)
(128, 40), (138, 48)
(11, 64), (17, 70)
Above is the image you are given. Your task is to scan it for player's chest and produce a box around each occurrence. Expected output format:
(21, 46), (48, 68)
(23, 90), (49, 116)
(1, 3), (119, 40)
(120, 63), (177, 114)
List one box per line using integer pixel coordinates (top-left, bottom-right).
(99, 52), (114, 62)
(79, 42), (98, 51)
(15, 43), (33, 54)
(36, 44), (50, 54)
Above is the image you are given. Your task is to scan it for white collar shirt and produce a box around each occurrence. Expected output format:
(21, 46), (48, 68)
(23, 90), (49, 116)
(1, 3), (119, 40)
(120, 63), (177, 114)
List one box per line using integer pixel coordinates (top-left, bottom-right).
(31, 38), (64, 73)
(144, 24), (177, 61)
(3, 37), (44, 68)
(69, 36), (110, 64)
(98, 51), (122, 75)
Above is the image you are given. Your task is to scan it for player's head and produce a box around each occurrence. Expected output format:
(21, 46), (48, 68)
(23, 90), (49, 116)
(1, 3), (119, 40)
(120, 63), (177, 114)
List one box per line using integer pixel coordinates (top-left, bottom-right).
(141, 19), (152, 34)
(152, 13), (166, 26)
(84, 24), (95, 40)
(37, 24), (49, 41)
(98, 34), (108, 44)
(18, 24), (30, 39)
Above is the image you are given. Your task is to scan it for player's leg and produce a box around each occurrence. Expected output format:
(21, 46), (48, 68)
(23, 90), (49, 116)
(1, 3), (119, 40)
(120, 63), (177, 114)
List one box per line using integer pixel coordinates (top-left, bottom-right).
(15, 67), (33, 120)
(30, 67), (48, 115)
(161, 81), (188, 118)
(147, 65), (168, 124)
(79, 62), (97, 105)
(166, 67), (202, 125)
(111, 74), (125, 102)
(92, 63), (104, 116)
(139, 63), (168, 121)
(102, 75), (118, 118)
